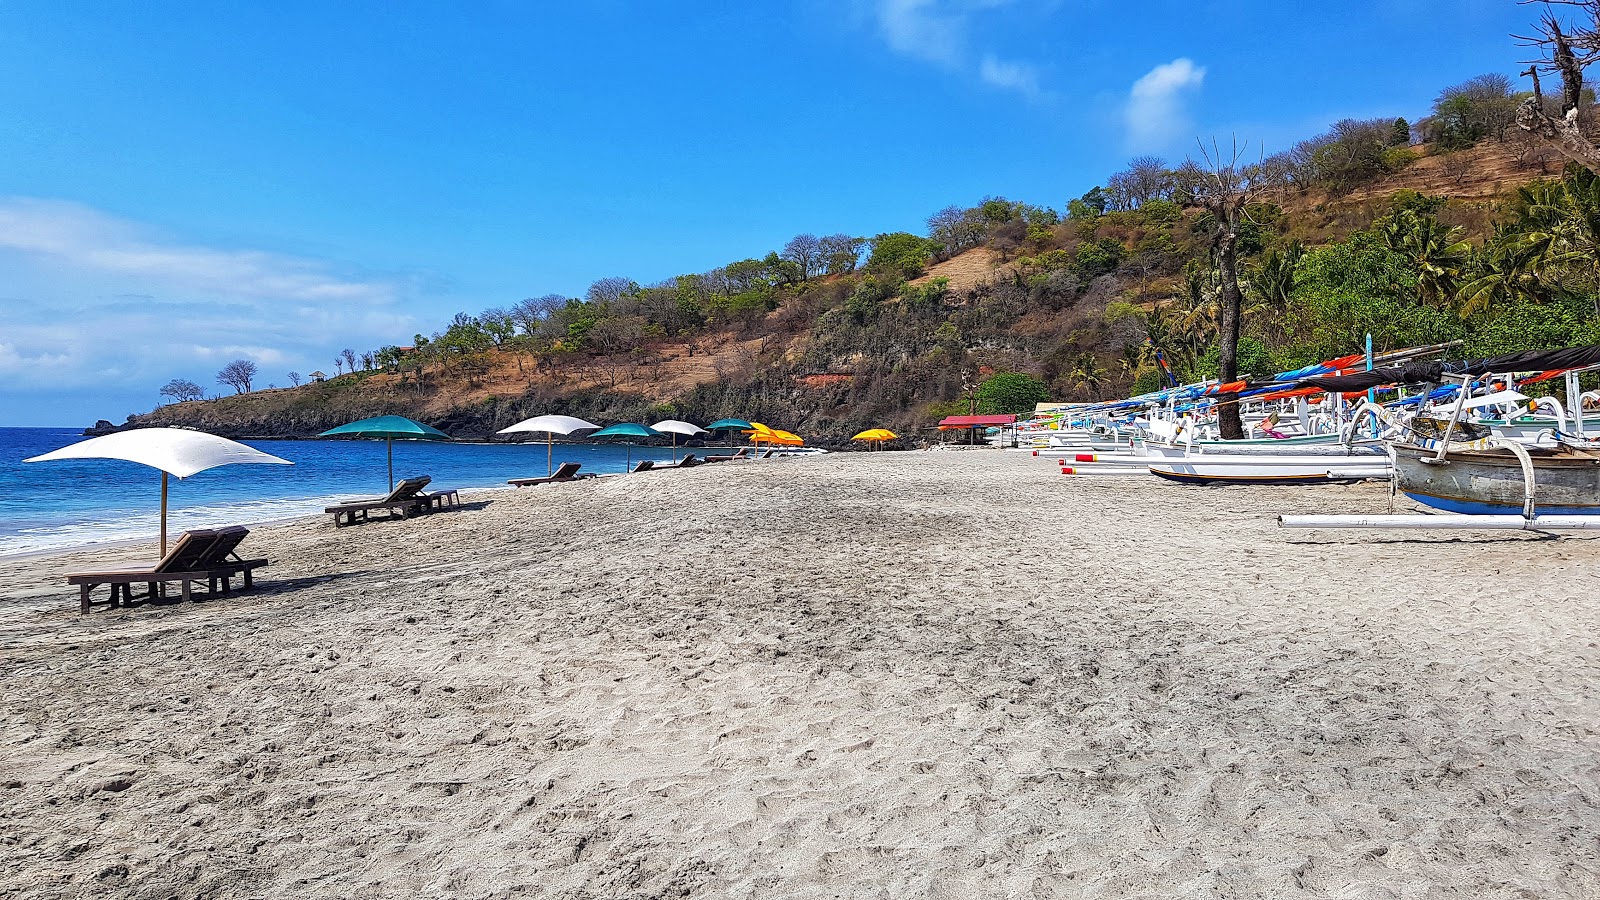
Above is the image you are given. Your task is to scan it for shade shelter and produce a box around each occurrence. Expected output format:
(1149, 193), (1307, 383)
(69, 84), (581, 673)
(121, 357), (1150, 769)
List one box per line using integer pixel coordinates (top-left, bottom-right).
(936, 414), (1017, 446)
(498, 414), (599, 476)
(319, 415), (452, 490)
(24, 427), (293, 555)
(650, 419), (708, 463)
(589, 423), (665, 469)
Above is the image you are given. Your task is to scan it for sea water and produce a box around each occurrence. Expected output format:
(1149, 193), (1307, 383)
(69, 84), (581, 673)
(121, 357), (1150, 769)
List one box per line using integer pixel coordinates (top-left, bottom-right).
(0, 427), (700, 556)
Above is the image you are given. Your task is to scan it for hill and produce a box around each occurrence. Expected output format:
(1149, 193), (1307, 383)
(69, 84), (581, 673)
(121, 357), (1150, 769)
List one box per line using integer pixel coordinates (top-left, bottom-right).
(128, 88), (1600, 443)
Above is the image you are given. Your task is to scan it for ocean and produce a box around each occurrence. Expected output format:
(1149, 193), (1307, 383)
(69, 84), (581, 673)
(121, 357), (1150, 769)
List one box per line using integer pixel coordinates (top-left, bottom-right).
(0, 427), (701, 556)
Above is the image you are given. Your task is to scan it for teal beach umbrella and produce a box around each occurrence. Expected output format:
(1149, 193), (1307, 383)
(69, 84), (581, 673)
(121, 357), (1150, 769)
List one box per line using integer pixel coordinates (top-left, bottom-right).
(319, 415), (452, 490)
(705, 418), (753, 432)
(589, 423), (665, 469)
(704, 418), (753, 449)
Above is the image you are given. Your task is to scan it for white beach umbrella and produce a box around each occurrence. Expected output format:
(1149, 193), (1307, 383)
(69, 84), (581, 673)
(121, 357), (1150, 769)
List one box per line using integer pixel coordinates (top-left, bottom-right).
(498, 414), (599, 476)
(24, 427), (293, 555)
(650, 420), (707, 462)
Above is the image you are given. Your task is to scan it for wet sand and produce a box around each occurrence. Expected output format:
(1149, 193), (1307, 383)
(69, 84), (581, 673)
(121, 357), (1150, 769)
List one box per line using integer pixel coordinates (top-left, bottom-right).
(1, 450), (1597, 898)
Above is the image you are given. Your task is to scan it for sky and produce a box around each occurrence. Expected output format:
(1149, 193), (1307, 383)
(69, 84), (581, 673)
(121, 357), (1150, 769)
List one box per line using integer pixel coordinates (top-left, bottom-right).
(0, 0), (1538, 425)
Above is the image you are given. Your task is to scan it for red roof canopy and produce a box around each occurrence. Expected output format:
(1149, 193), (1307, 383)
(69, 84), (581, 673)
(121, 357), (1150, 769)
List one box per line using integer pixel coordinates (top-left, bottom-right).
(937, 414), (1017, 428)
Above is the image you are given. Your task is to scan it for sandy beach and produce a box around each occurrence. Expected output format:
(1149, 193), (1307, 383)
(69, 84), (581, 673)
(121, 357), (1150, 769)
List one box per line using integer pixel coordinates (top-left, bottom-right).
(1, 450), (1597, 898)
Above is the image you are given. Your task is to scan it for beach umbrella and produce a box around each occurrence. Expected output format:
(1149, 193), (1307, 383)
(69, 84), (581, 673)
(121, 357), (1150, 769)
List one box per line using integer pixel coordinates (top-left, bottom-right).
(24, 427), (293, 555)
(851, 428), (898, 450)
(498, 414), (599, 476)
(705, 418), (753, 432)
(650, 419), (707, 462)
(589, 422), (665, 469)
(704, 418), (753, 450)
(319, 415), (452, 491)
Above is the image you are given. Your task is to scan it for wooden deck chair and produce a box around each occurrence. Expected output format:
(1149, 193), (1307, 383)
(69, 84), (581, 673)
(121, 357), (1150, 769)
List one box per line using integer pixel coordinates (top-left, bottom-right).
(632, 460), (655, 473)
(509, 461), (585, 487)
(324, 476), (433, 527)
(64, 527), (269, 614)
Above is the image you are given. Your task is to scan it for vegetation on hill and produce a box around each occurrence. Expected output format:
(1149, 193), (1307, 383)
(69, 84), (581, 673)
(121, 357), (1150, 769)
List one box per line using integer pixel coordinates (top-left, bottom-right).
(135, 35), (1600, 443)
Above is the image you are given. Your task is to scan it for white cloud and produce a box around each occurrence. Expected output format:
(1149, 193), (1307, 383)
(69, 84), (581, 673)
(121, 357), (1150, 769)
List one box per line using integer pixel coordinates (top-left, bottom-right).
(0, 198), (421, 403)
(979, 54), (1040, 97)
(868, 0), (1043, 97)
(876, 0), (964, 66)
(0, 198), (394, 303)
(1125, 58), (1207, 150)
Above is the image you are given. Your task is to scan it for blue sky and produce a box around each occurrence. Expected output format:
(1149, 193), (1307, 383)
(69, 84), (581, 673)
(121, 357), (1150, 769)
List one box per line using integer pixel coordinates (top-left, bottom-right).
(0, 0), (1533, 425)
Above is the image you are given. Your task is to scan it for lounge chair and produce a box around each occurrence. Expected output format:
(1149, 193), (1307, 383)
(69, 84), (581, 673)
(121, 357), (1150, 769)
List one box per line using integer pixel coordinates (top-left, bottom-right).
(65, 526), (270, 614)
(325, 476), (433, 526)
(704, 448), (750, 463)
(631, 460), (655, 473)
(509, 461), (587, 487)
(676, 454), (704, 468)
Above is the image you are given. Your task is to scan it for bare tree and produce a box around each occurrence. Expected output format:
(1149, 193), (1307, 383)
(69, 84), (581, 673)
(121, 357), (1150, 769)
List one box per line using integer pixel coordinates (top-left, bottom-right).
(586, 276), (637, 306)
(1174, 139), (1279, 440)
(334, 358), (344, 376)
(1516, 1), (1600, 172)
(511, 294), (568, 335)
(926, 207), (984, 258)
(216, 359), (257, 394)
(158, 378), (204, 404)
(360, 351), (375, 370)
(782, 233), (823, 280)
(287, 371), (302, 386)
(341, 348), (357, 373)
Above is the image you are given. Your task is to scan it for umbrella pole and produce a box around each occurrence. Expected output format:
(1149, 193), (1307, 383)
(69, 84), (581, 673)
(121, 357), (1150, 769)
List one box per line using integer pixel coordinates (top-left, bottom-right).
(547, 433), (554, 477)
(388, 438), (395, 491)
(160, 471), (168, 556)
(672, 433), (678, 463)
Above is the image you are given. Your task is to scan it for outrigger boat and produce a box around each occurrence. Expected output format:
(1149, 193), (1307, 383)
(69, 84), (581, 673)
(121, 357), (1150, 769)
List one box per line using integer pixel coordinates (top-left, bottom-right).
(1281, 349), (1600, 530)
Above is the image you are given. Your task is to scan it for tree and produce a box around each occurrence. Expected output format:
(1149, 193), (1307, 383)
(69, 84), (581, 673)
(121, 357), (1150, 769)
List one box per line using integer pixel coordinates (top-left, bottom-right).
(865, 232), (935, 279)
(216, 359), (257, 394)
(819, 234), (866, 274)
(974, 372), (1050, 414)
(341, 348), (357, 372)
(1515, 2), (1600, 173)
(1376, 209), (1472, 306)
(927, 206), (984, 258)
(1423, 73), (1518, 148)
(287, 371), (302, 386)
(1105, 156), (1172, 210)
(511, 294), (568, 335)
(1174, 139), (1279, 440)
(334, 358), (344, 376)
(158, 378), (204, 404)
(781, 233), (823, 280)
(586, 276), (637, 306)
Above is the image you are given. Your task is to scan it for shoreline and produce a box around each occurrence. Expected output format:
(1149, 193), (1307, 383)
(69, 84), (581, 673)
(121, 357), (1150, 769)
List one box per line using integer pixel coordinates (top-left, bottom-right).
(3, 451), (1596, 897)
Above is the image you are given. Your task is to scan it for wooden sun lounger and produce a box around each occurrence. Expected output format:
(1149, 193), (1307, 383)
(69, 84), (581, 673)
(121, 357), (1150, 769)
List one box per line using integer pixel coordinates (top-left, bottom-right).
(631, 460), (655, 473)
(676, 454), (704, 468)
(65, 526), (270, 614)
(704, 448), (751, 463)
(509, 461), (588, 487)
(325, 476), (433, 527)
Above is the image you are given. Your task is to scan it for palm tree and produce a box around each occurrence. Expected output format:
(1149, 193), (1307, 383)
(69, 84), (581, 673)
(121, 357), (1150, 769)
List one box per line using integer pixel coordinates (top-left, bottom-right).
(1455, 226), (1551, 316)
(1496, 170), (1600, 316)
(1377, 210), (1472, 307)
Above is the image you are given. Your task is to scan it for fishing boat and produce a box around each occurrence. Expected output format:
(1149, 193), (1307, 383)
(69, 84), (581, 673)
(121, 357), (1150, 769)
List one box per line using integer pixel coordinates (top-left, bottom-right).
(1391, 442), (1600, 515)
(1146, 451), (1391, 485)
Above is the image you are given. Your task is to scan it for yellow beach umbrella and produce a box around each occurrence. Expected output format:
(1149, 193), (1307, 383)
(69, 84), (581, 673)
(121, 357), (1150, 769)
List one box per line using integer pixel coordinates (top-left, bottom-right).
(767, 430), (804, 446)
(851, 427), (898, 451)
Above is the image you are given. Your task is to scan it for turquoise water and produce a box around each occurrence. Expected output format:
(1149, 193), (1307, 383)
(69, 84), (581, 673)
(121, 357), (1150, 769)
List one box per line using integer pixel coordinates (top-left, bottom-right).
(0, 427), (703, 556)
